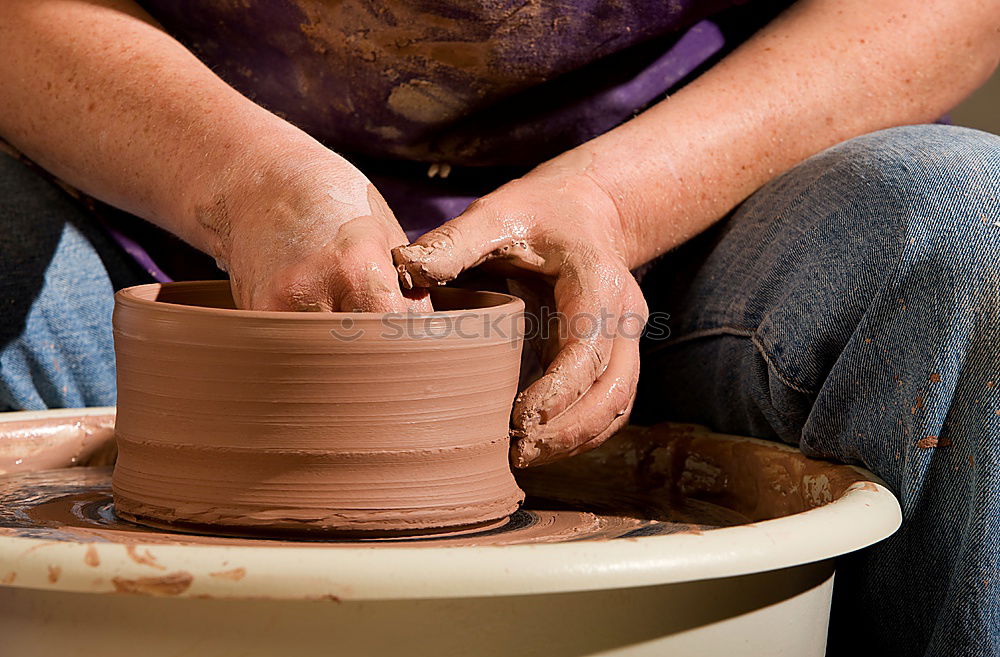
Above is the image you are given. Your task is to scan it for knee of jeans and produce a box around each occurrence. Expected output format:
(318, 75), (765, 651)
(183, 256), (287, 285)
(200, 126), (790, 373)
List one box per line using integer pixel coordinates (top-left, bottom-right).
(749, 126), (999, 395)
(829, 125), (1000, 207)
(822, 125), (1000, 288)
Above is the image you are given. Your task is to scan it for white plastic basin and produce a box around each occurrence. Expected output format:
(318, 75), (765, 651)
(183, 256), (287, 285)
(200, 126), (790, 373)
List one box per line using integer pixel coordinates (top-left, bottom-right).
(0, 407), (900, 657)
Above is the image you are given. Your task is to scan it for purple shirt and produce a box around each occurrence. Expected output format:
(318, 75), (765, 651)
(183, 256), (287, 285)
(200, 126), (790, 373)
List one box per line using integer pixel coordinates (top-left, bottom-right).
(126, 0), (791, 279)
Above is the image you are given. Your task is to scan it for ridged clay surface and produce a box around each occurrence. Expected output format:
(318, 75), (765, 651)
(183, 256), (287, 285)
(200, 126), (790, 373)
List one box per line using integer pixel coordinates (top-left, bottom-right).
(111, 282), (525, 535)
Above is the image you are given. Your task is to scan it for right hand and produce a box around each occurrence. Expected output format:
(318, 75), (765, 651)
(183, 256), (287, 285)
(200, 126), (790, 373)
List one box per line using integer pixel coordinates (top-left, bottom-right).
(392, 158), (648, 467)
(213, 151), (432, 313)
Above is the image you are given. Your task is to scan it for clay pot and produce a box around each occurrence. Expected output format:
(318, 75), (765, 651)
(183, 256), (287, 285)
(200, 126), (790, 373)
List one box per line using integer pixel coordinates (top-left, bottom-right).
(111, 281), (525, 536)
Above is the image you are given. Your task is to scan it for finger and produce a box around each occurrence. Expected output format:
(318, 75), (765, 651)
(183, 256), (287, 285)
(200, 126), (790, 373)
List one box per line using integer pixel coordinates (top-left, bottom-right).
(242, 265), (337, 312)
(364, 186), (434, 311)
(336, 258), (425, 313)
(511, 259), (626, 434)
(311, 211), (430, 312)
(511, 326), (641, 468)
(335, 239), (434, 313)
(392, 203), (545, 289)
(252, 243), (432, 313)
(542, 402), (633, 465)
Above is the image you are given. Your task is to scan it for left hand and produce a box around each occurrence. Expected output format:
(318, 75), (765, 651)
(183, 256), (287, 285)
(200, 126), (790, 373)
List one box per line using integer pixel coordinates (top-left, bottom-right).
(392, 156), (648, 467)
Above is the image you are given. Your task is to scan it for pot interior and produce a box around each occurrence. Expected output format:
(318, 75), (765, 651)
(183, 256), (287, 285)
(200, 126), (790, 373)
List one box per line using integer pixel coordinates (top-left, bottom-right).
(127, 281), (515, 313)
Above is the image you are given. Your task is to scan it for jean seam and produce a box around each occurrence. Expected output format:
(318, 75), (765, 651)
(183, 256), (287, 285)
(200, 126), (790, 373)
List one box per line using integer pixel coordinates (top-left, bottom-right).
(650, 323), (818, 396)
(647, 325), (756, 353)
(750, 332), (817, 396)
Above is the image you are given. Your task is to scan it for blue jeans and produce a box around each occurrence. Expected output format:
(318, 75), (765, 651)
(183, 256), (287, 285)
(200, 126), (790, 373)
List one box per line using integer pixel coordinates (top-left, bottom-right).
(2, 125), (998, 655)
(0, 152), (148, 410)
(635, 125), (1000, 656)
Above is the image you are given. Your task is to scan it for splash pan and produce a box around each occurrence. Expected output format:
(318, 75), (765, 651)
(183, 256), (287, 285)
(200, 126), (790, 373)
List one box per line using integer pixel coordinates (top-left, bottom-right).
(0, 408), (900, 657)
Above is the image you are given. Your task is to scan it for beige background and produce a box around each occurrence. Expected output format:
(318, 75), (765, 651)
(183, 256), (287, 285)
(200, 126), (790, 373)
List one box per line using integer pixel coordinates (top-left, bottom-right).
(953, 69), (999, 134)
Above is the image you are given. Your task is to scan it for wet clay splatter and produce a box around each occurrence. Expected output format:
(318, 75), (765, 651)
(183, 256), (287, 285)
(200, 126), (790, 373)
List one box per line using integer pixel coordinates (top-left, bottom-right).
(111, 572), (194, 596)
(0, 415), (116, 476)
(84, 545), (100, 567)
(209, 567), (247, 581)
(125, 545), (165, 570)
(917, 436), (952, 449)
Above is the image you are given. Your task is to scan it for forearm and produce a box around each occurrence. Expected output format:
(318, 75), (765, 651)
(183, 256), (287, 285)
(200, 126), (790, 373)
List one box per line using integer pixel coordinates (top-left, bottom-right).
(0, 0), (348, 261)
(576, 0), (1000, 268)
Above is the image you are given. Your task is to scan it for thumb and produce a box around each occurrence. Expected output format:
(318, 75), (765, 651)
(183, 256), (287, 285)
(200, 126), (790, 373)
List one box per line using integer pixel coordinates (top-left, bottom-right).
(392, 205), (524, 289)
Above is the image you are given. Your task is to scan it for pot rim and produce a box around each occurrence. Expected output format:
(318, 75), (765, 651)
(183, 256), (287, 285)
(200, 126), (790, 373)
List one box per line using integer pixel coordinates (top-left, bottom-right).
(116, 281), (524, 321)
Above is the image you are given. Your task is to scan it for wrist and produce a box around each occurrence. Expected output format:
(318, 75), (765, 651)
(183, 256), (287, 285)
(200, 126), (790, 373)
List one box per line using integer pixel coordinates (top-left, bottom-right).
(183, 130), (367, 269)
(573, 121), (699, 269)
(533, 144), (643, 269)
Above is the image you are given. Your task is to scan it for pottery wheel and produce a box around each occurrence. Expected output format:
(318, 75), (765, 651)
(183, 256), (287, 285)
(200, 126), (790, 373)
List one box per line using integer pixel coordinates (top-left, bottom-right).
(0, 411), (902, 604)
(0, 467), (748, 547)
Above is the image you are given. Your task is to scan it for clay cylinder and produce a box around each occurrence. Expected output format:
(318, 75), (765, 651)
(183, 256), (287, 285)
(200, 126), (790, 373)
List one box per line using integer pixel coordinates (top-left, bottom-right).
(111, 281), (525, 536)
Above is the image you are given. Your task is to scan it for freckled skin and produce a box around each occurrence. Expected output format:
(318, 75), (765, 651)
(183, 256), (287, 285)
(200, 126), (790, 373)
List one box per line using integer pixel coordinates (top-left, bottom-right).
(225, 178), (431, 312)
(0, 0), (997, 461)
(0, 0), (432, 314)
(396, 1), (1000, 464)
(394, 165), (648, 467)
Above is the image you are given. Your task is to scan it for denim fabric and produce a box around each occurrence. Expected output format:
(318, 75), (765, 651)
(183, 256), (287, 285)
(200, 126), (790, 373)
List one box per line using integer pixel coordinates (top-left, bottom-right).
(635, 125), (1000, 656)
(0, 153), (147, 410)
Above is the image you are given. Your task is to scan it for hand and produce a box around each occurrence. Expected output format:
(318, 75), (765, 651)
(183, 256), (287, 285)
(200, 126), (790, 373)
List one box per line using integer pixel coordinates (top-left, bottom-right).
(392, 156), (648, 467)
(215, 152), (432, 313)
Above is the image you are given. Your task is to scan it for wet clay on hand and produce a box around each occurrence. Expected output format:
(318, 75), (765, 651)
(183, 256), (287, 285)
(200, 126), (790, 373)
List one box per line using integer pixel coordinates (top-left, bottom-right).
(111, 281), (525, 536)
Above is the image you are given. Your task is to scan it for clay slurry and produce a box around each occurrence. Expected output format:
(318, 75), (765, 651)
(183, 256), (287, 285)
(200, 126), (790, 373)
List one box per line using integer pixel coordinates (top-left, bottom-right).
(111, 281), (526, 536)
(0, 467), (736, 547)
